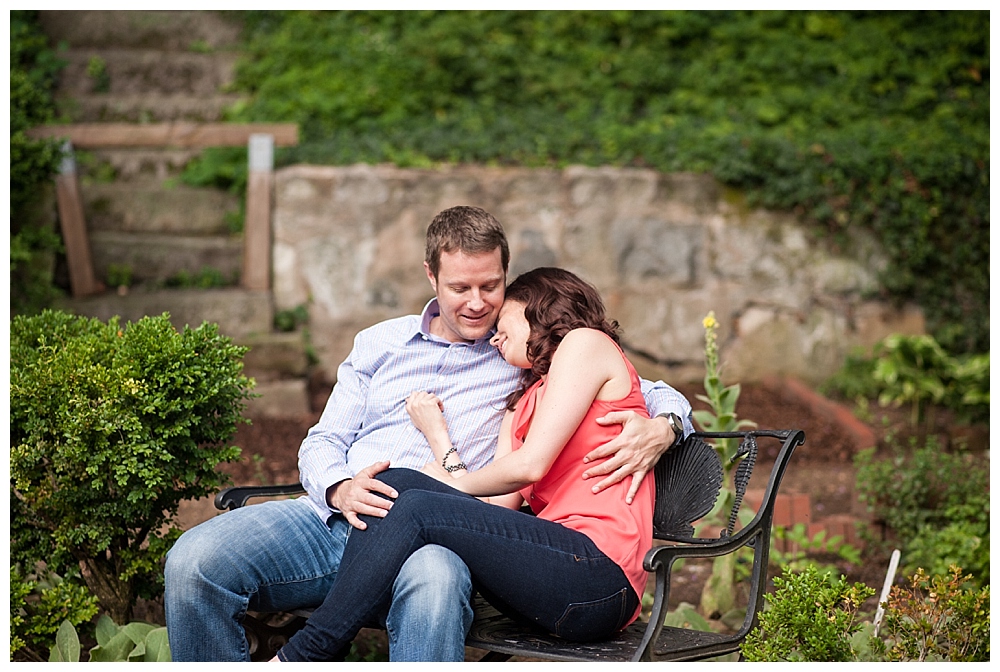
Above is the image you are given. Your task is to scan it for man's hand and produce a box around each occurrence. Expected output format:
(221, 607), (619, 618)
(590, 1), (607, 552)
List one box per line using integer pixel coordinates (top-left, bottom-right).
(327, 461), (397, 530)
(582, 412), (673, 504)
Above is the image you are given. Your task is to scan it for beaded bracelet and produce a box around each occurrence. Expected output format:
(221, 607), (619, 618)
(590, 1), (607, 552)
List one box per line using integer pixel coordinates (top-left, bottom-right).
(441, 445), (467, 473)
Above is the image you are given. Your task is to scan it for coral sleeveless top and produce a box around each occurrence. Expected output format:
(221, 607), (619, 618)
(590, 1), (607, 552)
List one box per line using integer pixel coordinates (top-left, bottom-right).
(510, 337), (654, 624)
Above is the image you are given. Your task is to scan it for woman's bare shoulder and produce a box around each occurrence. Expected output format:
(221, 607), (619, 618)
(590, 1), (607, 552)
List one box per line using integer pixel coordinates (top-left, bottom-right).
(559, 327), (618, 351)
(554, 328), (622, 365)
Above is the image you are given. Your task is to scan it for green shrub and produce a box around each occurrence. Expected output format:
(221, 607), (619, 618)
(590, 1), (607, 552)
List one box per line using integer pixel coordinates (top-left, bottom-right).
(742, 565), (988, 661)
(740, 565), (875, 661)
(213, 10), (988, 355)
(9, 310), (254, 624)
(854, 436), (989, 586)
(10, 566), (100, 661)
(875, 566), (989, 662)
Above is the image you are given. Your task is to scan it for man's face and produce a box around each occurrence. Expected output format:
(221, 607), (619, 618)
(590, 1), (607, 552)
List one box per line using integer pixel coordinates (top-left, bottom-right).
(425, 248), (505, 343)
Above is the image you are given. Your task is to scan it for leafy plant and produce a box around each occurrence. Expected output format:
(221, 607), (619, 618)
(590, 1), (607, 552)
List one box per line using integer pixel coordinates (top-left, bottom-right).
(874, 566), (989, 662)
(163, 266), (236, 289)
(771, 522), (863, 574)
(854, 436), (989, 586)
(105, 262), (133, 288)
(740, 565), (876, 661)
(10, 565), (99, 661)
(692, 311), (755, 618)
(10, 10), (67, 315)
(826, 334), (988, 426)
(86, 55), (110, 93)
(274, 303), (309, 332)
(742, 565), (988, 661)
(10, 310), (254, 623)
(49, 615), (171, 662)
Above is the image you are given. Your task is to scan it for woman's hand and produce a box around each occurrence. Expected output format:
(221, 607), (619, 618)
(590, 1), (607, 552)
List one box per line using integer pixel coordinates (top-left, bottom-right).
(406, 391), (449, 439)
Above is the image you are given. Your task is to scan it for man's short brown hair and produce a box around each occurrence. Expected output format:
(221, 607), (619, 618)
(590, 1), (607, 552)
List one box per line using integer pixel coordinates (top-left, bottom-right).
(425, 206), (510, 278)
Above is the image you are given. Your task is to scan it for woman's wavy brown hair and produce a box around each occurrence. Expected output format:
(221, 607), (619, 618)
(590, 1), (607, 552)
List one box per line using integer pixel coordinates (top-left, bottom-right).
(503, 267), (620, 410)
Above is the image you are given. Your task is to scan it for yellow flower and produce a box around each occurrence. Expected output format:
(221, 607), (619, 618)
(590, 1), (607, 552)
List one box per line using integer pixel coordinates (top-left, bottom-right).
(702, 312), (718, 330)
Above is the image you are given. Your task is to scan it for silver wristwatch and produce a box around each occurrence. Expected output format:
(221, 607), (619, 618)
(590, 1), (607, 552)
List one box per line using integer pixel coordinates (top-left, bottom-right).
(658, 412), (685, 447)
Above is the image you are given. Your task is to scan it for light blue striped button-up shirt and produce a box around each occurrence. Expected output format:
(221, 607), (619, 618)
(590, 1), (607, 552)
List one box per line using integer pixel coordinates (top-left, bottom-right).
(298, 299), (694, 522)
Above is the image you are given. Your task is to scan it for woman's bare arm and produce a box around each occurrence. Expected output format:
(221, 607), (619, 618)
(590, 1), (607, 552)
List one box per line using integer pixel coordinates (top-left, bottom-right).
(446, 329), (627, 497)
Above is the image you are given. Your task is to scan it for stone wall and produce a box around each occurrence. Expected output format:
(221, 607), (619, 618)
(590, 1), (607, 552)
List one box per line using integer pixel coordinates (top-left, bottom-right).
(275, 164), (923, 387)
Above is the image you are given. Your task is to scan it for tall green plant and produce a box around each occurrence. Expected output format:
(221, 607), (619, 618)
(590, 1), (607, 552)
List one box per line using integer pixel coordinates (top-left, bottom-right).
(692, 311), (755, 617)
(10, 310), (254, 623)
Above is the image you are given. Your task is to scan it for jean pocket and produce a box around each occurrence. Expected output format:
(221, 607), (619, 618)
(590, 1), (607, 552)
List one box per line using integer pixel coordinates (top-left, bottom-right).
(553, 587), (630, 642)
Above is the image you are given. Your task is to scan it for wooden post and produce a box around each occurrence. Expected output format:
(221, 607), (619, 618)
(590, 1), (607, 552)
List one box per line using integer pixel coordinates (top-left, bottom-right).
(242, 134), (274, 291)
(54, 141), (102, 297)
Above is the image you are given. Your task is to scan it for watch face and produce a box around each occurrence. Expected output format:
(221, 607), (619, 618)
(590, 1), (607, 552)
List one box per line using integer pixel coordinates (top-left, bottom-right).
(668, 414), (683, 438)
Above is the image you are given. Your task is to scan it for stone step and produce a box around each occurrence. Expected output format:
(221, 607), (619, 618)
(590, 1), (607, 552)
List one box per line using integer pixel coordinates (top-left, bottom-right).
(83, 148), (205, 181)
(245, 379), (311, 418)
(89, 231), (243, 285)
(55, 49), (240, 97)
(56, 287), (273, 340)
(58, 92), (247, 123)
(238, 331), (311, 383)
(39, 10), (242, 51)
(81, 179), (240, 235)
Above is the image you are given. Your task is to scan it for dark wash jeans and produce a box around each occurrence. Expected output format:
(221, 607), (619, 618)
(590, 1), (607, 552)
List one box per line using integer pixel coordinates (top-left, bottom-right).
(278, 468), (639, 662)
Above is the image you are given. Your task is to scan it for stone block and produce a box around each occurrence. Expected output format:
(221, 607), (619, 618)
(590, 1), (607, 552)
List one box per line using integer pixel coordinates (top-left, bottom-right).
(83, 180), (240, 235)
(238, 331), (311, 382)
(57, 288), (273, 339)
(61, 93), (246, 123)
(56, 49), (240, 97)
(39, 10), (242, 51)
(245, 379), (311, 418)
(89, 231), (242, 284)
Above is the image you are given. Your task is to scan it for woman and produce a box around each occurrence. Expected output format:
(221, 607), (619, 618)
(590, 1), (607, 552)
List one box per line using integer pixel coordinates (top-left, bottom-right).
(274, 267), (655, 661)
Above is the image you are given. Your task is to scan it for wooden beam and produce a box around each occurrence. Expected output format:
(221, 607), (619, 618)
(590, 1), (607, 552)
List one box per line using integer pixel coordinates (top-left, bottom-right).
(54, 142), (103, 297)
(28, 123), (299, 148)
(242, 134), (273, 291)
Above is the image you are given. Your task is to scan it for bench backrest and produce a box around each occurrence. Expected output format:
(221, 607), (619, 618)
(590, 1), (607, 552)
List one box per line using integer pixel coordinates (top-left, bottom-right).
(652, 431), (774, 542)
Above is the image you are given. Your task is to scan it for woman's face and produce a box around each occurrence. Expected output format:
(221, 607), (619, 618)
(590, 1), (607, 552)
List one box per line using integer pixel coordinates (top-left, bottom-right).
(490, 300), (532, 368)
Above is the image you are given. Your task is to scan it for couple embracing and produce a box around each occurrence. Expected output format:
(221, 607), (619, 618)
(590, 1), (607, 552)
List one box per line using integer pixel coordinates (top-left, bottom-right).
(165, 206), (693, 661)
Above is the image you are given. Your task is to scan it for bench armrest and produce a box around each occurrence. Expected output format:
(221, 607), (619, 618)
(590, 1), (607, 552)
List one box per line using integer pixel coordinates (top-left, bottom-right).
(214, 482), (306, 511)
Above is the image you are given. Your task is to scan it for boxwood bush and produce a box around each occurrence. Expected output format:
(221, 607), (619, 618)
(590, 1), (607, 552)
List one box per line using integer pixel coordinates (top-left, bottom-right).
(9, 310), (254, 624)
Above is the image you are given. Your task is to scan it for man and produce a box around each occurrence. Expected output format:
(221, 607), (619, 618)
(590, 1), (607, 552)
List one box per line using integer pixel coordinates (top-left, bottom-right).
(164, 205), (693, 661)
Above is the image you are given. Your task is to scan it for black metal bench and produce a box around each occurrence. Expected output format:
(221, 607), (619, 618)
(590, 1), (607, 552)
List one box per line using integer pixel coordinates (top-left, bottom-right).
(213, 429), (804, 661)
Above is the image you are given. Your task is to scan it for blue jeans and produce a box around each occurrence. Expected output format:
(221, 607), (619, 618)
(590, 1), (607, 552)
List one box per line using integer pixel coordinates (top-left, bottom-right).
(163, 496), (474, 661)
(278, 469), (639, 662)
